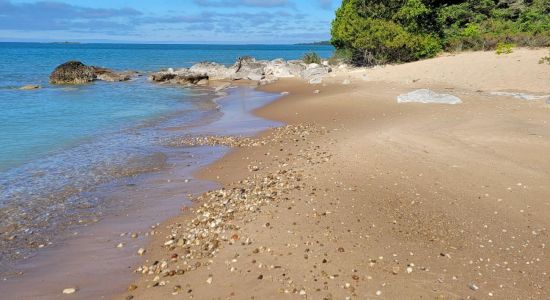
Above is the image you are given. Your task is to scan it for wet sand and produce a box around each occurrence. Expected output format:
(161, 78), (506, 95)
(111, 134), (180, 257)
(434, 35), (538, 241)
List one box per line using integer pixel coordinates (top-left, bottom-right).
(124, 49), (550, 299)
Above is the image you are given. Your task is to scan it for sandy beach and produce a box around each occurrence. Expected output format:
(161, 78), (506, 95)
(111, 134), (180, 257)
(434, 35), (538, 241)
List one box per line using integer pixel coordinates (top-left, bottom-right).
(118, 48), (550, 300)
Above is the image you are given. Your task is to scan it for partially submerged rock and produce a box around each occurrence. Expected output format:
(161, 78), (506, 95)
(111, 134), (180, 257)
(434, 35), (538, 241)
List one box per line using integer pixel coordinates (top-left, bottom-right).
(397, 89), (462, 105)
(50, 61), (95, 84)
(93, 67), (136, 82)
(19, 84), (41, 90)
(50, 61), (136, 84)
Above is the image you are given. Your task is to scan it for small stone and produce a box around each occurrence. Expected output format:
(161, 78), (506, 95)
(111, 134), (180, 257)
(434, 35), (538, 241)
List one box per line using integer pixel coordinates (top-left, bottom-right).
(206, 276), (213, 284)
(376, 290), (382, 296)
(392, 266), (400, 275)
(313, 90), (320, 94)
(137, 248), (146, 256)
(117, 243), (124, 248)
(406, 267), (413, 274)
(62, 288), (77, 294)
(128, 284), (138, 291)
(468, 283), (479, 291)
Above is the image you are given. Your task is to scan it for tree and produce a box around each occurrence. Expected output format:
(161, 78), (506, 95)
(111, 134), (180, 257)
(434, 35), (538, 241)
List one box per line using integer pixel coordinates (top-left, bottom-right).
(331, 0), (550, 66)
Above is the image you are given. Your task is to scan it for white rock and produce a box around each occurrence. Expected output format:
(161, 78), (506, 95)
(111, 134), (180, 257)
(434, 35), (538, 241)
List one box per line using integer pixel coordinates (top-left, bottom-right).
(397, 89), (462, 105)
(62, 288), (77, 294)
(189, 62), (235, 80)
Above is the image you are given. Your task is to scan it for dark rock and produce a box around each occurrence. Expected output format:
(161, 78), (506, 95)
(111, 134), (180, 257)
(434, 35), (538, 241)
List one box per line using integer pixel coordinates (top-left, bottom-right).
(50, 61), (136, 84)
(49, 61), (95, 84)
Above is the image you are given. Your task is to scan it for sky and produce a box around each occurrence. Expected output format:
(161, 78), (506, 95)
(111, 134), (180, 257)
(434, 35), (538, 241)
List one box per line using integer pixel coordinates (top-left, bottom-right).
(0, 0), (338, 44)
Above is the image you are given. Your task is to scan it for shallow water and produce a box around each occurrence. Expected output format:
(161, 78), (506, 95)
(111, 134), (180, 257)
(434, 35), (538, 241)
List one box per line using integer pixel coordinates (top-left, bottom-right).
(0, 42), (332, 268)
(0, 86), (281, 299)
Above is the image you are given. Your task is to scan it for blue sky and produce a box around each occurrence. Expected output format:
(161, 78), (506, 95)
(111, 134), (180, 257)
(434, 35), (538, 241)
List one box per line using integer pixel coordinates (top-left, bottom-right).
(0, 0), (338, 43)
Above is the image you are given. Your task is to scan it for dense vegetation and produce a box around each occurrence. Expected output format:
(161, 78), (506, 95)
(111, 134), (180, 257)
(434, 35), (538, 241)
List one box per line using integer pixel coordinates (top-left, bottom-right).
(331, 0), (550, 65)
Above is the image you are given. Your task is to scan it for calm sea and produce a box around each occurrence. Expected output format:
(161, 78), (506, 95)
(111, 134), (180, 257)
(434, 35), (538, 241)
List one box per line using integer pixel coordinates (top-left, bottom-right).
(0, 42), (333, 263)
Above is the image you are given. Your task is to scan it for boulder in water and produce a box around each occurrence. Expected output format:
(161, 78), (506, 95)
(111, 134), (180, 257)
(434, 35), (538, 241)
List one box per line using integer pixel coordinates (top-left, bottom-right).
(49, 61), (95, 84)
(50, 61), (136, 84)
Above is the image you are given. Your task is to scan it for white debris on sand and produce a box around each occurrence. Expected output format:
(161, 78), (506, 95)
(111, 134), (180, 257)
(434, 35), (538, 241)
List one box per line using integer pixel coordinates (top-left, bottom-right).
(397, 89), (462, 105)
(489, 91), (549, 101)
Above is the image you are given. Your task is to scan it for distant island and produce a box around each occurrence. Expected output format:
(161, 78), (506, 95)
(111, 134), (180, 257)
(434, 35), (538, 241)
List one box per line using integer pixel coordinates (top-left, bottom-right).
(295, 41), (331, 46)
(50, 41), (81, 44)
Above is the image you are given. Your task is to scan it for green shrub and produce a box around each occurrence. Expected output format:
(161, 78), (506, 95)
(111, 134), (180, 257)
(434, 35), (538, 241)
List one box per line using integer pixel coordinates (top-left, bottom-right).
(495, 42), (515, 54)
(302, 52), (322, 64)
(540, 50), (550, 64)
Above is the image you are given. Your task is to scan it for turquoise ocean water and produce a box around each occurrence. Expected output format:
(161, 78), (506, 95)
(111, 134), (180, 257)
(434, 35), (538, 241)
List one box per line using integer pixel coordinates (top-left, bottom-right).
(0, 42), (333, 263)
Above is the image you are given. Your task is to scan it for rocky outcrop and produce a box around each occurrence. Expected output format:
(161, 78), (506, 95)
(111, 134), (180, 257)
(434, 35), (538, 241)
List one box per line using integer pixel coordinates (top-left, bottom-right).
(149, 68), (209, 85)
(50, 61), (136, 84)
(50, 61), (96, 84)
(149, 57), (332, 87)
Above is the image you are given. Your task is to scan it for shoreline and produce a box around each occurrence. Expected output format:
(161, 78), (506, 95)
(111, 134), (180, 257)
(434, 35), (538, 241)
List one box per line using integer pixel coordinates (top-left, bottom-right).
(124, 48), (550, 299)
(0, 85), (282, 299)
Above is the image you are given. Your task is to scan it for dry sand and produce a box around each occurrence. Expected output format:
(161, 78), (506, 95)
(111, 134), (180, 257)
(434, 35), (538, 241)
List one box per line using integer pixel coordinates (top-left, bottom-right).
(122, 49), (550, 300)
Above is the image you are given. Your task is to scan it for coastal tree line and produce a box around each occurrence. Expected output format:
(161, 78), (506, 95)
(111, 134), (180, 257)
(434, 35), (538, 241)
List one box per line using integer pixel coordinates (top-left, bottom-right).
(330, 0), (550, 65)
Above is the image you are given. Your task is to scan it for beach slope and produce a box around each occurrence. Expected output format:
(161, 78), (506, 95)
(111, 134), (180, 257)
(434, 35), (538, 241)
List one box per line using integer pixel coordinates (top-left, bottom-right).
(125, 49), (550, 299)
